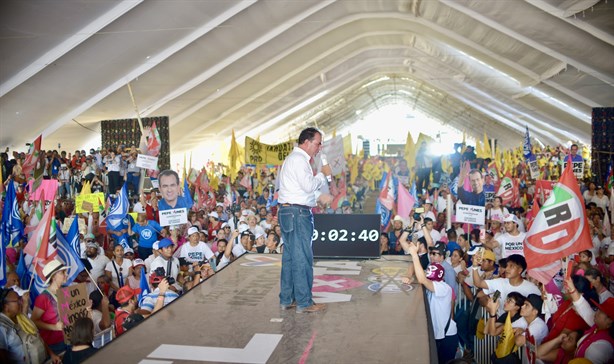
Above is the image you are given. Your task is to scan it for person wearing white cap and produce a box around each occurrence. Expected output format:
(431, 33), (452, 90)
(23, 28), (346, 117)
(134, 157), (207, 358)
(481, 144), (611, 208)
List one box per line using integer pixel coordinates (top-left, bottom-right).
(144, 241), (161, 273)
(496, 214), (526, 258)
(422, 200), (436, 221)
(207, 211), (222, 238)
(179, 226), (215, 265)
(84, 238), (110, 282)
(58, 163), (71, 199)
(215, 202), (228, 222)
(31, 259), (69, 356)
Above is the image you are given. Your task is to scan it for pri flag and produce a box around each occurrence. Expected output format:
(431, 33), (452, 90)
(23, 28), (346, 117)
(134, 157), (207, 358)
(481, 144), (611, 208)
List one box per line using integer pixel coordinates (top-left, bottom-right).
(375, 172), (394, 231)
(496, 173), (516, 206)
(378, 172), (397, 211)
(525, 161), (592, 283)
(21, 134), (42, 176)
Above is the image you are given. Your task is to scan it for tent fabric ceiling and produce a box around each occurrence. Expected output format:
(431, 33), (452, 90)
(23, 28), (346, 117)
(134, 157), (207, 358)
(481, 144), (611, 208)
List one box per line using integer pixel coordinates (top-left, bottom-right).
(1, 0), (612, 154)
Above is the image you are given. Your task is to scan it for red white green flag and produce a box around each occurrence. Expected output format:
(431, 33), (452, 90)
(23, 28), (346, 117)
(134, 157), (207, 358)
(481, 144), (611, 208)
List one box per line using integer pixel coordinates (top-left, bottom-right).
(21, 134), (42, 176)
(525, 161), (592, 283)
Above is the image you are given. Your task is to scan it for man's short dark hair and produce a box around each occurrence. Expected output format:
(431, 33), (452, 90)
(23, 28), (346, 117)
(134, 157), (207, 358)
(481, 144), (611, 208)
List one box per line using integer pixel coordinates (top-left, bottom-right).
(159, 169), (180, 184)
(298, 127), (321, 145)
(506, 254), (527, 272)
(469, 169), (482, 177)
(446, 228), (457, 240)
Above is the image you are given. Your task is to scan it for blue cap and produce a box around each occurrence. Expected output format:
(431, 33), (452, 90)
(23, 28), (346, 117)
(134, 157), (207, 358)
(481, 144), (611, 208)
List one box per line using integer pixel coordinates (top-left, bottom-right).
(157, 238), (174, 249)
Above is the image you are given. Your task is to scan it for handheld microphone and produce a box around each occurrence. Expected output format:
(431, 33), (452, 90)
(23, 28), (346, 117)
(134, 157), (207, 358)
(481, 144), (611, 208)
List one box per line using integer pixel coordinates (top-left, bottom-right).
(320, 153), (332, 182)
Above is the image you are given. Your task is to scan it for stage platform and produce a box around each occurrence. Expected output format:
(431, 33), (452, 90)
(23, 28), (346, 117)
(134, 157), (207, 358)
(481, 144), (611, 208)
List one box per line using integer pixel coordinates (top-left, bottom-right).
(88, 254), (434, 363)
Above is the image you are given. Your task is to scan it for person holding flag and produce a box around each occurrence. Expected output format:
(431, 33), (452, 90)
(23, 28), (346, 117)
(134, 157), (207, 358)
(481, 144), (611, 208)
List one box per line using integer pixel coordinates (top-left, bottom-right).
(31, 259), (68, 359)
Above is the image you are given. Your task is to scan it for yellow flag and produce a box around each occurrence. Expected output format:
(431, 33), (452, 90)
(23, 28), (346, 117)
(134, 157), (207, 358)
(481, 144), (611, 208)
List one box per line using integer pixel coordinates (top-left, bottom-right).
(483, 132), (492, 159)
(461, 131), (467, 154)
(404, 131), (416, 172)
(81, 181), (92, 195)
(495, 312), (517, 358)
(228, 129), (240, 180)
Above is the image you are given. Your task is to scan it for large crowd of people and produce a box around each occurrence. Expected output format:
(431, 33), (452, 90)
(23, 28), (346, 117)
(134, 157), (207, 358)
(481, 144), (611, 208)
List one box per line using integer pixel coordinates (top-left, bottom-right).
(1, 136), (613, 363)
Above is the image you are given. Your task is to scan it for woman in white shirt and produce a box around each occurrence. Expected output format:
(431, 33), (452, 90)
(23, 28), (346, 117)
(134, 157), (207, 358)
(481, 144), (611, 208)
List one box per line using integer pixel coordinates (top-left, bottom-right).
(105, 245), (132, 292)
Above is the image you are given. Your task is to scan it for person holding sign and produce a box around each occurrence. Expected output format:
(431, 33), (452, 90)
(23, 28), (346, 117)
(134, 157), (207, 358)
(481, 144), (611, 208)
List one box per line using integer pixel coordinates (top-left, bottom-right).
(456, 164), (486, 206)
(278, 127), (331, 314)
(31, 259), (69, 358)
(157, 170), (190, 211)
(567, 144), (584, 163)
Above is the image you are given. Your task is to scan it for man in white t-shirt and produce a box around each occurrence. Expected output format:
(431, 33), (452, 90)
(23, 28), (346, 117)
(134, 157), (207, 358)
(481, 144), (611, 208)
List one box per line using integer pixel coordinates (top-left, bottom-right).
(472, 254), (540, 317)
(150, 238), (181, 291)
(515, 294), (549, 364)
(179, 227), (215, 264)
(496, 214), (526, 258)
(84, 241), (110, 281)
(416, 217), (441, 245)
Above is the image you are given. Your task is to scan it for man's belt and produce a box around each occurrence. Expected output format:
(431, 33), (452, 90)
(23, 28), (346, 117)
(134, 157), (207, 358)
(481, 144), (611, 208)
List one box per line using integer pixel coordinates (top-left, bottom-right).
(280, 203), (311, 209)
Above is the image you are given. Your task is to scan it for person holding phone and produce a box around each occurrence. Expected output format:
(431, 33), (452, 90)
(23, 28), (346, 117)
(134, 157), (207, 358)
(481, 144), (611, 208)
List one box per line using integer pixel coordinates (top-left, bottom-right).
(406, 240), (459, 363)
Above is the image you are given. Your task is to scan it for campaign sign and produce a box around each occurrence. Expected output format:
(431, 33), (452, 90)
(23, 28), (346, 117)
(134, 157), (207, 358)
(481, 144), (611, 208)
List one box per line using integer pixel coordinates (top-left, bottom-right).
(528, 159), (540, 179)
(62, 217), (86, 235)
(455, 204), (486, 225)
(563, 161), (583, 180)
(312, 214), (380, 258)
(57, 283), (89, 344)
(136, 154), (159, 170)
(159, 208), (188, 226)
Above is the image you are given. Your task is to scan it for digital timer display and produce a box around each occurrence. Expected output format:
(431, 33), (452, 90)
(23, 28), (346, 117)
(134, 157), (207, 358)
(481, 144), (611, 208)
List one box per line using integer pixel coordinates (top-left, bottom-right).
(312, 214), (380, 258)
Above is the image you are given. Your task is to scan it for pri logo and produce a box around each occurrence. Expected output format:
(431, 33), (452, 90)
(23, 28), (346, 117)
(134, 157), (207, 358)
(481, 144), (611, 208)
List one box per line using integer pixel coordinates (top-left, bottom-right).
(526, 184), (585, 254)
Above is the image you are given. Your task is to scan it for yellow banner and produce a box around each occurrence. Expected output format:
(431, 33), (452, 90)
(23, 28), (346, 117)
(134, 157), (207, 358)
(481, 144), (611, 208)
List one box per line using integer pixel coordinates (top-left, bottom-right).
(244, 137), (294, 165)
(75, 192), (105, 213)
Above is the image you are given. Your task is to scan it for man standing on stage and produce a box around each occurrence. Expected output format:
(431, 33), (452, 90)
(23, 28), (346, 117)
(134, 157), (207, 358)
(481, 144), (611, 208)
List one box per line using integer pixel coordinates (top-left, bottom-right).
(278, 127), (332, 313)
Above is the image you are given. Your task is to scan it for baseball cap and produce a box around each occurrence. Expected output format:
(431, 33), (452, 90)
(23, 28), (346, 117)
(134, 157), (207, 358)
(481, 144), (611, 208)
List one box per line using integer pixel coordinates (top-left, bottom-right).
(241, 230), (252, 237)
(124, 247), (134, 255)
(592, 297), (614, 321)
(209, 211), (219, 220)
(157, 238), (174, 249)
(255, 231), (266, 240)
(428, 242), (446, 255)
(425, 263), (445, 282)
(221, 222), (229, 228)
(187, 226), (199, 236)
(525, 294), (543, 315)
(84, 233), (95, 240)
(116, 286), (141, 304)
(216, 202), (224, 207)
(152, 241), (160, 250)
(503, 214), (519, 224)
(482, 249), (496, 261)
(607, 244), (614, 256)
(132, 258), (145, 268)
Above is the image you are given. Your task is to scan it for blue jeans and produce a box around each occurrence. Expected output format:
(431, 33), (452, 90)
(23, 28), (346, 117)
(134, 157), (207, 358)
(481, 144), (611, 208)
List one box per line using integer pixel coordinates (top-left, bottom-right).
(278, 205), (314, 309)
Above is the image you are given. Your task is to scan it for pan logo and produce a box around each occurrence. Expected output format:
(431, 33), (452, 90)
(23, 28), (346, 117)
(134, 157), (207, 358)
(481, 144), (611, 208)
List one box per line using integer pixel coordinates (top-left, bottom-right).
(367, 267), (414, 293)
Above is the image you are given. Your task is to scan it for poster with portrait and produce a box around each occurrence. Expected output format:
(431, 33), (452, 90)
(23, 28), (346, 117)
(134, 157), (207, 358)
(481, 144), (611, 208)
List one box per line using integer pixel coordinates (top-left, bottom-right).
(156, 169), (192, 225)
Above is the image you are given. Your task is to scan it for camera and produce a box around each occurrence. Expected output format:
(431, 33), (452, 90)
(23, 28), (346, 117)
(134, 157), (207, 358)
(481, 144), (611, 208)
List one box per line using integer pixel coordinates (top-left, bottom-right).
(154, 267), (175, 285)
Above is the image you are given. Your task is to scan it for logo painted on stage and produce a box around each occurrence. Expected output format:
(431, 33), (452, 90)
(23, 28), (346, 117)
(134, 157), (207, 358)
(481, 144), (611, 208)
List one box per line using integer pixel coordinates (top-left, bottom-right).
(312, 275), (363, 293)
(240, 255), (282, 267)
(367, 267), (414, 293)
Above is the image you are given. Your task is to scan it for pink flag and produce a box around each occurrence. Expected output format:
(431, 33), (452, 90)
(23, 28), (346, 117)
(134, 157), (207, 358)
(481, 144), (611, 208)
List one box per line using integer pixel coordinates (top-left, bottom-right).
(397, 183), (415, 220)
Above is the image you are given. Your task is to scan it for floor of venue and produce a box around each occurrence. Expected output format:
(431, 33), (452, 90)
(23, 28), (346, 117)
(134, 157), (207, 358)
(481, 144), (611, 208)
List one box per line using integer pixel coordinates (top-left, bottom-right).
(88, 254), (432, 363)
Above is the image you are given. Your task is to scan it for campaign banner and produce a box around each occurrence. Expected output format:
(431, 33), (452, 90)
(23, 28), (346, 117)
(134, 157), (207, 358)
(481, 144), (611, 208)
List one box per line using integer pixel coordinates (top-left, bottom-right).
(245, 137), (294, 165)
(75, 192), (105, 213)
(136, 154), (159, 170)
(313, 214), (380, 258)
(159, 208), (188, 226)
(535, 180), (557, 205)
(28, 179), (58, 201)
(528, 158), (540, 180)
(57, 283), (89, 344)
(563, 161), (583, 180)
(62, 217), (86, 235)
(455, 204), (486, 225)
(322, 135), (347, 176)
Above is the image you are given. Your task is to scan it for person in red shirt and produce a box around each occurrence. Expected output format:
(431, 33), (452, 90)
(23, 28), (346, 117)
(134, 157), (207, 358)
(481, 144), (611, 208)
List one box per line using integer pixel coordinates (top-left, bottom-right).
(113, 286), (141, 337)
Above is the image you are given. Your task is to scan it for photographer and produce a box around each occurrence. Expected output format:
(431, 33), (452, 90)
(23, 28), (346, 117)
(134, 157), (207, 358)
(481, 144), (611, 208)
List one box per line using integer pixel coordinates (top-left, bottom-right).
(150, 238), (182, 291)
(138, 273), (177, 315)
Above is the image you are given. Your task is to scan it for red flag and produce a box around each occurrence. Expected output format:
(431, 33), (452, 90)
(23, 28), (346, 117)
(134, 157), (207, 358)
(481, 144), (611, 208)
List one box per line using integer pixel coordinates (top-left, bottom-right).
(21, 134), (42, 176)
(378, 173), (395, 211)
(525, 162), (592, 283)
(146, 121), (161, 157)
(23, 200), (57, 279)
(525, 198), (540, 230)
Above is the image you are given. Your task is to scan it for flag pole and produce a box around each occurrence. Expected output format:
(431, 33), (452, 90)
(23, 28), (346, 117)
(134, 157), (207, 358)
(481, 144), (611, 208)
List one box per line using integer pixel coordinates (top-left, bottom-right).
(85, 270), (104, 296)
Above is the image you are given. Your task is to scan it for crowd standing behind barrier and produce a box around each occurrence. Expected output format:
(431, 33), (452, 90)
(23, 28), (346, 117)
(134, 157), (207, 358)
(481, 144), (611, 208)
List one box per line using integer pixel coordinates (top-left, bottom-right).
(1, 139), (613, 363)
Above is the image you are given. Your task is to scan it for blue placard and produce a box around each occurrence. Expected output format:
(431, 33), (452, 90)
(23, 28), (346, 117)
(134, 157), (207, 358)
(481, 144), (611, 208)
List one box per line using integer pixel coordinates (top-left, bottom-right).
(312, 214), (381, 258)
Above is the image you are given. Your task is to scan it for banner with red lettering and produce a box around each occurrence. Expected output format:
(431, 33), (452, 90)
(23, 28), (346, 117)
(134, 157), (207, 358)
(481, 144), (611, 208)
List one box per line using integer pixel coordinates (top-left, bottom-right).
(535, 180), (556, 205)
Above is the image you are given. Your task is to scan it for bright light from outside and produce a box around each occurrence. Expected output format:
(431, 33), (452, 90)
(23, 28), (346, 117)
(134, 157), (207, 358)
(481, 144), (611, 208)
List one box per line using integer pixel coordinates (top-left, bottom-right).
(342, 103), (469, 156)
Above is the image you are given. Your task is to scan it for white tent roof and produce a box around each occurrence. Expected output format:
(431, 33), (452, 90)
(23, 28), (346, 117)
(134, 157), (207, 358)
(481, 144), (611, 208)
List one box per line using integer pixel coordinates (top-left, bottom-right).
(1, 0), (612, 153)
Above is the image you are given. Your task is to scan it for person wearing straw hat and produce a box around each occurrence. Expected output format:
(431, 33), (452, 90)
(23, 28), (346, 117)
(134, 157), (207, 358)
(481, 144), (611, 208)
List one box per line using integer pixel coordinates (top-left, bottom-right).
(31, 259), (69, 358)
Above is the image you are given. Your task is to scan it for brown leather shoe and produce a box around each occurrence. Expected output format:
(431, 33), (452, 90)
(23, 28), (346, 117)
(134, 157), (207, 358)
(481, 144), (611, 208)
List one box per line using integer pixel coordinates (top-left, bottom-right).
(280, 302), (296, 310)
(296, 303), (326, 313)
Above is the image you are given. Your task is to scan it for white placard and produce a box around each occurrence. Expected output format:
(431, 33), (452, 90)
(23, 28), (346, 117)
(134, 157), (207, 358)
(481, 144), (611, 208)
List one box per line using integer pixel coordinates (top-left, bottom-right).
(455, 204), (486, 225)
(563, 161), (583, 180)
(528, 159), (540, 179)
(159, 208), (188, 226)
(136, 154), (159, 170)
